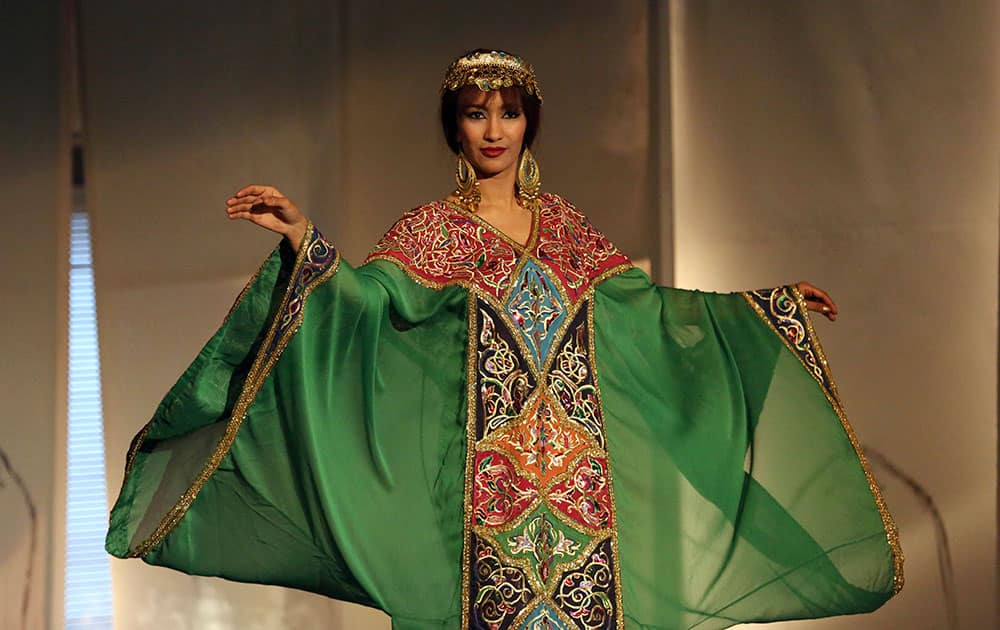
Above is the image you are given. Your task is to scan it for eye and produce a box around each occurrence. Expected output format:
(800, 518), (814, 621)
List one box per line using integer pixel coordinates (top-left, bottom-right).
(502, 110), (522, 119)
(464, 110), (486, 119)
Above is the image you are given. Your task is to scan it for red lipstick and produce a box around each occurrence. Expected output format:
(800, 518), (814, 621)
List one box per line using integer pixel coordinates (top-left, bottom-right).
(481, 147), (507, 158)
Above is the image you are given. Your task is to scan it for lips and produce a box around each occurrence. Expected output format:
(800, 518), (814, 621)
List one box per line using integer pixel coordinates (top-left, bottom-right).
(481, 147), (507, 158)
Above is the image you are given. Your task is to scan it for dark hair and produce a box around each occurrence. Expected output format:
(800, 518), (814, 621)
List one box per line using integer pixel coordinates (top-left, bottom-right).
(440, 48), (542, 155)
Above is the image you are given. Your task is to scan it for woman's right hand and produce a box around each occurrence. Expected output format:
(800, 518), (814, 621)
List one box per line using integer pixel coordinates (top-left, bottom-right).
(225, 184), (309, 247)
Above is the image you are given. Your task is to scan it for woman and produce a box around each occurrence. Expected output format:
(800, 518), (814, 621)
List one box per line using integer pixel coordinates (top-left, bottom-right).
(107, 49), (902, 630)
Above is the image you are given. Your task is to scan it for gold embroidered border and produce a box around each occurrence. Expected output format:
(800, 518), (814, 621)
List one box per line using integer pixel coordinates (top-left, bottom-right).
(740, 285), (904, 594)
(585, 297), (627, 627)
(125, 222), (342, 558)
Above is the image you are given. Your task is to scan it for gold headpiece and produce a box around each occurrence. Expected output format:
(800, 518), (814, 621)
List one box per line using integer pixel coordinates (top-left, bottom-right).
(440, 50), (543, 103)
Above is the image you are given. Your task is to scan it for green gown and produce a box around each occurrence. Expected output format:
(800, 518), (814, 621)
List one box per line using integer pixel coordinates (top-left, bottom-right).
(106, 192), (903, 630)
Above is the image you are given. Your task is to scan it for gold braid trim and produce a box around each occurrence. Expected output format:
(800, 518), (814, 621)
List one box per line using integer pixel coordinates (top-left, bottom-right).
(741, 286), (904, 594)
(442, 50), (543, 103)
(126, 223), (341, 558)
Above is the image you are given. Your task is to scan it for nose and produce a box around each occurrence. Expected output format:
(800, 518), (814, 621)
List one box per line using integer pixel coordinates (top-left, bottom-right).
(484, 114), (502, 143)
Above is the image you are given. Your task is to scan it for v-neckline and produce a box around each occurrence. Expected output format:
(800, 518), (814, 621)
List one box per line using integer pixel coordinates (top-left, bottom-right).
(441, 199), (539, 251)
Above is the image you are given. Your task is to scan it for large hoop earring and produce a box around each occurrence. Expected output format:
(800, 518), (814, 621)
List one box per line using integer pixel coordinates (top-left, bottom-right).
(454, 150), (481, 211)
(516, 148), (541, 207)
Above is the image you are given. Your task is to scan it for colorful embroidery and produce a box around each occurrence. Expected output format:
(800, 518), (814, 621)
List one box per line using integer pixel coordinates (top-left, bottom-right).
(743, 286), (832, 398)
(365, 193), (629, 302)
(548, 455), (613, 531)
(535, 196), (630, 303)
(490, 396), (591, 486)
(478, 307), (536, 438)
(467, 295), (623, 629)
(520, 602), (571, 629)
(553, 538), (618, 630)
(503, 507), (583, 587)
(506, 260), (568, 368)
(470, 533), (536, 629)
(368, 193), (628, 629)
(547, 309), (604, 447)
(473, 450), (539, 528)
(267, 228), (338, 359)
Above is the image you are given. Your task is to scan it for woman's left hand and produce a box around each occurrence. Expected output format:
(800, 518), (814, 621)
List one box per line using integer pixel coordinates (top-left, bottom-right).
(796, 281), (838, 321)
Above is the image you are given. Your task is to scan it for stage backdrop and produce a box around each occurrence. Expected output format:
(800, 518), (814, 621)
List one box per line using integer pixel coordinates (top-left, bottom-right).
(68, 1), (1000, 629)
(0, 4), (66, 630)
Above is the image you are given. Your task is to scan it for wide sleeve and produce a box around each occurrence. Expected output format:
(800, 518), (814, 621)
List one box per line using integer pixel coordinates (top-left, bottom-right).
(593, 267), (903, 630)
(105, 223), (469, 624)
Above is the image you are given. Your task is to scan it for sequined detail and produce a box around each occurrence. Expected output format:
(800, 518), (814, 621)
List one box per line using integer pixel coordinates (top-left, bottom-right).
(547, 308), (604, 447)
(478, 307), (536, 439)
(466, 295), (623, 630)
(368, 193), (629, 629)
(744, 286), (831, 396)
(469, 533), (535, 630)
(506, 260), (568, 368)
(502, 507), (583, 588)
(365, 193), (631, 302)
(553, 538), (618, 630)
(520, 602), (571, 629)
(490, 396), (591, 486)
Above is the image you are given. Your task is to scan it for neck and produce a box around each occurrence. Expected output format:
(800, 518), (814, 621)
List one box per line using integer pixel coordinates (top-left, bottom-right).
(475, 166), (519, 213)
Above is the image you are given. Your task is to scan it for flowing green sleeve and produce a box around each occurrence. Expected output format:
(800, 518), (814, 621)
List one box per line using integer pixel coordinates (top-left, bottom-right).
(106, 224), (468, 624)
(594, 267), (902, 630)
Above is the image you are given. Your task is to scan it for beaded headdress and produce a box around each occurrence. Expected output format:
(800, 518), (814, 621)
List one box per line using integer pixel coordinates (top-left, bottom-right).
(440, 50), (543, 103)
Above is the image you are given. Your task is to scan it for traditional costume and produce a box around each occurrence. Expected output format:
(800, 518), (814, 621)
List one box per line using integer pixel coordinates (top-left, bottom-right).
(107, 51), (902, 630)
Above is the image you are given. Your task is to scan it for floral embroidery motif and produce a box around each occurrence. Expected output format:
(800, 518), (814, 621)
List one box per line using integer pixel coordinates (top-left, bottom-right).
(266, 227), (338, 359)
(744, 286), (832, 397)
(553, 538), (618, 630)
(548, 456), (613, 531)
(505, 260), (568, 368)
(547, 309), (604, 447)
(479, 307), (536, 439)
(504, 507), (583, 587)
(369, 193), (627, 629)
(470, 534), (535, 630)
(364, 193), (629, 301)
(491, 396), (590, 486)
(473, 450), (539, 528)
(366, 203), (519, 300)
(520, 602), (571, 629)
(535, 197), (630, 303)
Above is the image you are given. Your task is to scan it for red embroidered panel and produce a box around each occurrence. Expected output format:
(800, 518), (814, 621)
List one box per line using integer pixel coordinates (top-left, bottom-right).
(364, 193), (630, 304)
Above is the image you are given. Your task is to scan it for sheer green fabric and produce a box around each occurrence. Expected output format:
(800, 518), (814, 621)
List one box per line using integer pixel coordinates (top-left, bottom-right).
(107, 235), (899, 629)
(595, 268), (896, 629)
(107, 240), (470, 626)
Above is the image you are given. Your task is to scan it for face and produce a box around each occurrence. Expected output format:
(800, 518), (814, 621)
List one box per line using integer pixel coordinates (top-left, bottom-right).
(455, 87), (527, 178)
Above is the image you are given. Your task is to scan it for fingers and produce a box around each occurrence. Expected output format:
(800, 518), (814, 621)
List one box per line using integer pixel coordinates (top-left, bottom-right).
(233, 184), (283, 199)
(797, 281), (838, 321)
(225, 194), (289, 215)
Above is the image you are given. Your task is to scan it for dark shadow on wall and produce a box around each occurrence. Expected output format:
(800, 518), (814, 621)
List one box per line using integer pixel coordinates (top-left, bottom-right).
(0, 446), (38, 630)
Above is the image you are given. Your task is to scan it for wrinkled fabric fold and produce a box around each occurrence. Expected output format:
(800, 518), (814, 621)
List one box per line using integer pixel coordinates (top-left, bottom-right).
(595, 267), (897, 629)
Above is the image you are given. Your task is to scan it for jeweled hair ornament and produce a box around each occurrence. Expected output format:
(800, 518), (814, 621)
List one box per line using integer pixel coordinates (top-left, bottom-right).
(440, 50), (543, 103)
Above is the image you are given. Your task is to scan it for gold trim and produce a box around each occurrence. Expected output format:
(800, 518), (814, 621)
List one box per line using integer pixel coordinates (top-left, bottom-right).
(441, 199), (540, 252)
(585, 298), (626, 627)
(740, 286), (904, 594)
(128, 222), (342, 558)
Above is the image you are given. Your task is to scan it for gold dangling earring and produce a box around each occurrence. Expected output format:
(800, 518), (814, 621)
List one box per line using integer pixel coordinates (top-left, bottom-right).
(516, 147), (541, 207)
(454, 149), (481, 211)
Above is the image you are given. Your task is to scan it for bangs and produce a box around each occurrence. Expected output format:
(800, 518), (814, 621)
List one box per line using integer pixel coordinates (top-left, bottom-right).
(457, 85), (524, 110)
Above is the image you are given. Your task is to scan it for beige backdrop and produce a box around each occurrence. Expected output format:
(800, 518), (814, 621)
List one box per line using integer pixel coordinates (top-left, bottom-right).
(2, 1), (996, 629)
(0, 4), (66, 630)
